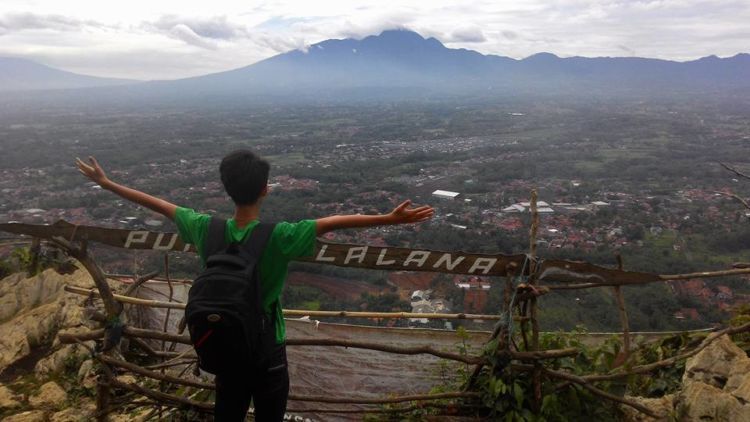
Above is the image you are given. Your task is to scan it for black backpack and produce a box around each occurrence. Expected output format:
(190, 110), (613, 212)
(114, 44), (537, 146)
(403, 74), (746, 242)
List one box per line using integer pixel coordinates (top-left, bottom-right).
(185, 217), (277, 375)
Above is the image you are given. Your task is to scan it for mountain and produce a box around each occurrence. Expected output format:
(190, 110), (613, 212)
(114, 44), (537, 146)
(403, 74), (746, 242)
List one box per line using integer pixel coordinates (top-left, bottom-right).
(3, 30), (748, 100)
(150, 29), (749, 98)
(0, 57), (137, 92)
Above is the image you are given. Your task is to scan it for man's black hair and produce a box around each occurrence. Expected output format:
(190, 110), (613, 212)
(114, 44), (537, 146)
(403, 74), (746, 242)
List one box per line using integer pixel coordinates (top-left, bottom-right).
(220, 150), (270, 205)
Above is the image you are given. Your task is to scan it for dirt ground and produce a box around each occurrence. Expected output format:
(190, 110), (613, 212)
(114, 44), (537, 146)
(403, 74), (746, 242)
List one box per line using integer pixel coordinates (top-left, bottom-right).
(286, 271), (383, 301)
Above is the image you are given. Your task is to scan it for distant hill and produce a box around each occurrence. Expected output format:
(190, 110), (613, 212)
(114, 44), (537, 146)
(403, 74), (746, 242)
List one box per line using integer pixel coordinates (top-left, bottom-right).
(151, 29), (750, 98)
(0, 57), (137, 92)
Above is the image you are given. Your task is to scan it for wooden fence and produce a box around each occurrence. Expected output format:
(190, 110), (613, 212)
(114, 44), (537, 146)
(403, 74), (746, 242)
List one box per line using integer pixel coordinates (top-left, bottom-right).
(3, 193), (750, 420)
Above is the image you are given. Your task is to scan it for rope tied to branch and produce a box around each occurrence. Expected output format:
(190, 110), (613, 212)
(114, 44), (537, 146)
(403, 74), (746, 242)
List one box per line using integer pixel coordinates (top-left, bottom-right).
(498, 253), (542, 356)
(100, 315), (125, 353)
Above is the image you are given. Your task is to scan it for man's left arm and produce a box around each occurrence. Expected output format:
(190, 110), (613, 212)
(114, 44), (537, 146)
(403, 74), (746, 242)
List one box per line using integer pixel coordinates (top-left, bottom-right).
(315, 200), (433, 235)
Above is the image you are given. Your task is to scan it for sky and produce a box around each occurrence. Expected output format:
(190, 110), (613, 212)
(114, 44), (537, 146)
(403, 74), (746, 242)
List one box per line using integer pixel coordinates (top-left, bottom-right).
(0, 0), (748, 81)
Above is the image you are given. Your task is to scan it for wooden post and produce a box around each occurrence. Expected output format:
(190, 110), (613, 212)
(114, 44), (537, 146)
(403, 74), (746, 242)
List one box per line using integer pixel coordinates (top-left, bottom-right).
(158, 253), (173, 421)
(161, 254), (174, 351)
(500, 265), (516, 351)
(614, 254), (631, 358)
(463, 249), (520, 390)
(29, 237), (41, 276)
(528, 189), (542, 413)
(51, 237), (122, 421)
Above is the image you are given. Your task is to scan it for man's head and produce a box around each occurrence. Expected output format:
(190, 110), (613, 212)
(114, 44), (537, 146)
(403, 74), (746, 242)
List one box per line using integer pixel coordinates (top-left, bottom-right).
(220, 150), (270, 205)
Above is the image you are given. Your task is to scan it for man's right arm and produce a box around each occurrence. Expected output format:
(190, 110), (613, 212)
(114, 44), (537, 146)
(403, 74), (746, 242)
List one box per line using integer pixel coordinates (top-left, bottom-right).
(76, 156), (177, 221)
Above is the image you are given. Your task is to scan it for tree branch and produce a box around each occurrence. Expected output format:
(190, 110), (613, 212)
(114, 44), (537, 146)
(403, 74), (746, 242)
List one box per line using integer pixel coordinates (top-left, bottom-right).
(714, 190), (750, 211)
(52, 236), (122, 317)
(123, 271), (160, 297)
(543, 368), (659, 418)
(719, 162), (750, 181)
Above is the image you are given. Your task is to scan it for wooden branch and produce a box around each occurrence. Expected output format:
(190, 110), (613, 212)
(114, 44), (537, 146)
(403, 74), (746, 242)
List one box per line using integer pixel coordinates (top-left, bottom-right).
(109, 377), (212, 411)
(128, 338), (157, 357)
(545, 282), (603, 290)
(103, 354), (479, 408)
(285, 338), (484, 364)
(585, 321), (750, 383)
(546, 267), (750, 290)
(123, 271), (160, 297)
(59, 328), (105, 343)
(714, 190), (750, 211)
(658, 267), (750, 281)
(52, 237), (122, 317)
(283, 309), (502, 320)
(289, 391), (478, 404)
(145, 359), (198, 371)
(97, 355), (213, 389)
(719, 162), (750, 181)
(543, 367), (659, 418)
(65, 285), (501, 320)
(286, 403), (466, 414)
(65, 285), (185, 310)
(62, 326), (494, 364)
(506, 348), (578, 360)
(123, 327), (190, 345)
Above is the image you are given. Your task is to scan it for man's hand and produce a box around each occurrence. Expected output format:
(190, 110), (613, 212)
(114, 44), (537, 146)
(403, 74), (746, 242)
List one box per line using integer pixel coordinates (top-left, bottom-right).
(74, 155), (177, 221)
(387, 200), (434, 224)
(76, 156), (110, 187)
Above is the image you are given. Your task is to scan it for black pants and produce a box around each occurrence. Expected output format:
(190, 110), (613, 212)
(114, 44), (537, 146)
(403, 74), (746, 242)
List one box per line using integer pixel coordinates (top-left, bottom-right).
(214, 344), (289, 422)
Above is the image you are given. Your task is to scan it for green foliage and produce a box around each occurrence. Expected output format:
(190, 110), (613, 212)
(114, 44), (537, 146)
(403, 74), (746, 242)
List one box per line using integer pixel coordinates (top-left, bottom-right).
(431, 325), (707, 421)
(626, 334), (691, 398)
(11, 246), (37, 275)
(1, 246), (76, 278)
(0, 257), (13, 279)
(728, 304), (750, 350)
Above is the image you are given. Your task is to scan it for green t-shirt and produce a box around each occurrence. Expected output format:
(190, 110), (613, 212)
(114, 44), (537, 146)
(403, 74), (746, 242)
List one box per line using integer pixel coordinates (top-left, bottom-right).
(174, 207), (317, 344)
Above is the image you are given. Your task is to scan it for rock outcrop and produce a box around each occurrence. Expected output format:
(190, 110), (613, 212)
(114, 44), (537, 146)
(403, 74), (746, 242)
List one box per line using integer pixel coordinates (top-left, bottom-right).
(28, 381), (67, 409)
(0, 268), (96, 372)
(624, 334), (750, 421)
(0, 268), (100, 421)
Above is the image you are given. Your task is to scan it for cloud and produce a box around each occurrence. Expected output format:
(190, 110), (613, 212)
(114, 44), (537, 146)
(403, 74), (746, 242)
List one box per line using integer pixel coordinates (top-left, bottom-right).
(330, 10), (417, 40)
(142, 15), (257, 50)
(254, 33), (309, 53)
(151, 15), (246, 40)
(169, 24), (217, 50)
(448, 27), (486, 43)
(0, 12), (102, 33)
(2, 0), (750, 79)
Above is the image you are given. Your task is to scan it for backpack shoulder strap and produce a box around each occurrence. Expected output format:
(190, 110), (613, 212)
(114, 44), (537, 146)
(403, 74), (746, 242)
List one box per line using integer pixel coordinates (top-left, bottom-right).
(240, 222), (276, 258)
(204, 217), (227, 257)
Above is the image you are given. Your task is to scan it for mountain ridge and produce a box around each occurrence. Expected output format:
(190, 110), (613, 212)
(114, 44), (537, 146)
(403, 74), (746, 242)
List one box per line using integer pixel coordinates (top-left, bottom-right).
(1, 29), (748, 98)
(0, 57), (137, 92)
